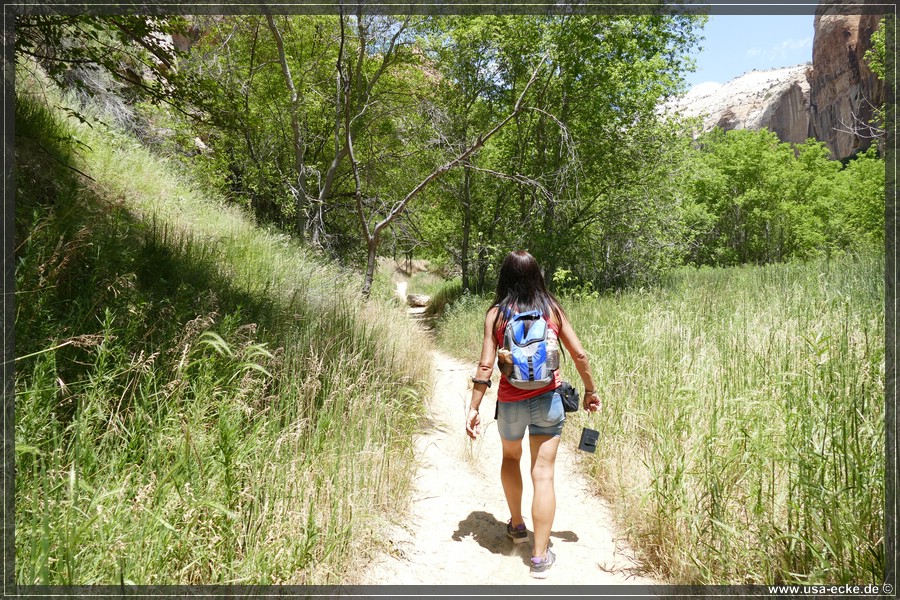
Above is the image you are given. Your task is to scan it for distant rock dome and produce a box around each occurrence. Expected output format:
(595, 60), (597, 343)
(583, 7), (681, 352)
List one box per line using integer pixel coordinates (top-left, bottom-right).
(662, 64), (813, 146)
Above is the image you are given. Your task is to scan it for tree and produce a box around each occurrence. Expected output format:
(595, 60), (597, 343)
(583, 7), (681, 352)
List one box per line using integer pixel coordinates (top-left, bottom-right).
(829, 146), (885, 249)
(418, 16), (501, 291)
(16, 15), (210, 122)
(685, 128), (803, 265)
(189, 12), (437, 263)
(681, 128), (885, 266)
(170, 13), (704, 292)
(435, 14), (703, 290)
(348, 41), (549, 296)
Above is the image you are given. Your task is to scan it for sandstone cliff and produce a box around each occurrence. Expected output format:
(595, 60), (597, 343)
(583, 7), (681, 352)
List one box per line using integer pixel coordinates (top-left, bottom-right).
(808, 5), (884, 159)
(662, 66), (812, 145)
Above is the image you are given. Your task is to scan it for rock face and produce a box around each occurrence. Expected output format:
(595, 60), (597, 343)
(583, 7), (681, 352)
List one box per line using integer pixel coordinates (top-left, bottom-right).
(665, 2), (884, 161)
(664, 66), (813, 145)
(807, 5), (884, 159)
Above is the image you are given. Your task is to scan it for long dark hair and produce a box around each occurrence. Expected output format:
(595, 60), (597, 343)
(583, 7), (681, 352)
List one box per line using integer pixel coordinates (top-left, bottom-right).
(490, 250), (565, 334)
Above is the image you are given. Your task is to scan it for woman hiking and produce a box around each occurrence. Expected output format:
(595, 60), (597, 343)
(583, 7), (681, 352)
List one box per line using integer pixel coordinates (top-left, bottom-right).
(465, 250), (601, 579)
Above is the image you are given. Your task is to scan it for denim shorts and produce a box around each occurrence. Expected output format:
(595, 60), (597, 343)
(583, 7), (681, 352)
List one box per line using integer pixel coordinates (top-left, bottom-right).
(496, 388), (565, 441)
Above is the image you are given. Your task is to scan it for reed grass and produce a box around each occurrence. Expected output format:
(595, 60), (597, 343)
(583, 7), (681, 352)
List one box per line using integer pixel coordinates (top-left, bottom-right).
(423, 279), (464, 320)
(434, 255), (885, 584)
(15, 67), (432, 584)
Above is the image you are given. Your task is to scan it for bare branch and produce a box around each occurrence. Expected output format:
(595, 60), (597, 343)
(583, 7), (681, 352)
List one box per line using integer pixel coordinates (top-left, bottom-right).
(365, 15), (411, 99)
(354, 8), (367, 103)
(463, 165), (552, 202)
(342, 11), (370, 242)
(265, 13), (308, 236)
(371, 54), (550, 236)
(833, 94), (885, 141)
(317, 11), (350, 212)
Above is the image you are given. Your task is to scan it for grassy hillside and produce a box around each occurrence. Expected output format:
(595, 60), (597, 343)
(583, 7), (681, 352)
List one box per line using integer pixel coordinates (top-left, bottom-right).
(14, 70), (432, 584)
(434, 254), (884, 584)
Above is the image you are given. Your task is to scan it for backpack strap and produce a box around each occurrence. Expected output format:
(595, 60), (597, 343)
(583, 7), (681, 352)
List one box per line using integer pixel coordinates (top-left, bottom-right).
(512, 309), (542, 320)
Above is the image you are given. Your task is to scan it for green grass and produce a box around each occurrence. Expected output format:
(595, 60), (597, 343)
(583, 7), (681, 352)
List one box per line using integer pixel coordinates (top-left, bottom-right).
(406, 271), (448, 298)
(423, 278), (464, 319)
(433, 255), (885, 584)
(15, 66), (432, 584)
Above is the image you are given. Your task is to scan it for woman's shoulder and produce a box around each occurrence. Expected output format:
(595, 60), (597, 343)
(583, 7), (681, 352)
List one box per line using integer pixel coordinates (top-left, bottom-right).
(485, 304), (501, 321)
(547, 301), (566, 328)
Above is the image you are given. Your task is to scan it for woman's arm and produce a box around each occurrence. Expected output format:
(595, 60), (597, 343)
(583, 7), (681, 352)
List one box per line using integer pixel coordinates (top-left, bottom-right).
(556, 309), (601, 412)
(466, 307), (499, 439)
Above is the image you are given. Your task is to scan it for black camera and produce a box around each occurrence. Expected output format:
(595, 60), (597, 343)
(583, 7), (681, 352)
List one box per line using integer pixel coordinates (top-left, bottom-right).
(578, 427), (599, 453)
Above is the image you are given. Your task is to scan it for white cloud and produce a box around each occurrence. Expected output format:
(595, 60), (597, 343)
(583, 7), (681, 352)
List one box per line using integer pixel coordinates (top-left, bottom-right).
(776, 37), (812, 52)
(746, 37), (812, 62)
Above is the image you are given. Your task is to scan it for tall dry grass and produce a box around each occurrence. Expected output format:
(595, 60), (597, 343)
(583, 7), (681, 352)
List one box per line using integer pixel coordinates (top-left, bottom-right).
(434, 256), (884, 584)
(15, 66), (432, 584)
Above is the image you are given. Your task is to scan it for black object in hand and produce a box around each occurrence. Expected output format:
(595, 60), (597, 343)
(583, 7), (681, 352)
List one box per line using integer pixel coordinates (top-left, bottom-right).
(578, 427), (599, 453)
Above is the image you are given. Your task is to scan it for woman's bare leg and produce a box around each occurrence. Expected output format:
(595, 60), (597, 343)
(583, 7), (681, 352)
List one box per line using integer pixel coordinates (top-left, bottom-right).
(501, 436), (525, 526)
(529, 434), (560, 558)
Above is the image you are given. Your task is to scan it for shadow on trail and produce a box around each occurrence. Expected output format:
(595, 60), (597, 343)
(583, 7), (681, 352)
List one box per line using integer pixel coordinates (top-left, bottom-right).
(452, 511), (579, 566)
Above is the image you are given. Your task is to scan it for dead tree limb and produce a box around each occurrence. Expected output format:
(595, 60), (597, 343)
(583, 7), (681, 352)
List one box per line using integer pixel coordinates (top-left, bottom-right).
(354, 54), (550, 297)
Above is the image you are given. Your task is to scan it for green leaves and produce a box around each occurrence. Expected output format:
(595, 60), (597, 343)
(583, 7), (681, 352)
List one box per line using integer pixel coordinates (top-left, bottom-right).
(864, 16), (888, 82)
(409, 15), (705, 292)
(146, 14), (707, 292)
(682, 128), (885, 267)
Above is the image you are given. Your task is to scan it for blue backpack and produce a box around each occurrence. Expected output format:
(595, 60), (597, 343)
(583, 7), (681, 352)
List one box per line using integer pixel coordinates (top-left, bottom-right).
(501, 309), (559, 390)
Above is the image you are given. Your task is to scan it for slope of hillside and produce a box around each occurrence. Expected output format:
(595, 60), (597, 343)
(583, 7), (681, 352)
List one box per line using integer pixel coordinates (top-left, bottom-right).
(14, 70), (432, 584)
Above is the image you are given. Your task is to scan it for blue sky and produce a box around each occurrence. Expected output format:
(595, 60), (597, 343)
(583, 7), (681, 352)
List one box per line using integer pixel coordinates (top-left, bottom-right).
(684, 15), (816, 88)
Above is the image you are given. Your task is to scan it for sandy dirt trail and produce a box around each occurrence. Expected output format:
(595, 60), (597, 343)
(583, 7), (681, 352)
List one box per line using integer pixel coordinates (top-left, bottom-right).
(355, 337), (660, 586)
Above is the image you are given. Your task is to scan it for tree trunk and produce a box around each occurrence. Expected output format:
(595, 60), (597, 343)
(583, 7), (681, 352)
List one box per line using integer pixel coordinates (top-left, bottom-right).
(318, 68), (346, 227)
(461, 166), (471, 291)
(265, 14), (308, 239)
(476, 245), (489, 293)
(362, 233), (378, 298)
